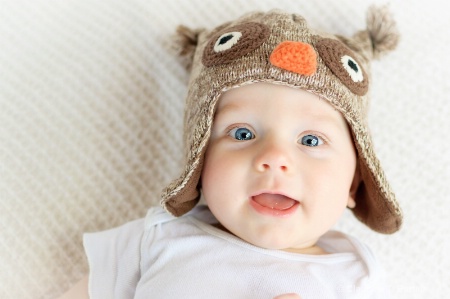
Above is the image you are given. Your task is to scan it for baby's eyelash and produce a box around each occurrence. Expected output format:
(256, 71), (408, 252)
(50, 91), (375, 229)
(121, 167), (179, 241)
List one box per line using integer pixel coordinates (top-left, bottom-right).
(308, 131), (329, 141)
(312, 133), (329, 144)
(226, 124), (252, 134)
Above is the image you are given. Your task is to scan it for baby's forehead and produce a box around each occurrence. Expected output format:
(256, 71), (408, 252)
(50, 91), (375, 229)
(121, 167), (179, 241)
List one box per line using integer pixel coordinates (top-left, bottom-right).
(214, 83), (349, 134)
(217, 83), (342, 116)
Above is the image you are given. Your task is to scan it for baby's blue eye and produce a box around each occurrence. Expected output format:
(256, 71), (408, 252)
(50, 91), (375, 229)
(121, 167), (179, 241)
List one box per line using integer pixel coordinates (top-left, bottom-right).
(301, 135), (323, 147)
(232, 128), (254, 140)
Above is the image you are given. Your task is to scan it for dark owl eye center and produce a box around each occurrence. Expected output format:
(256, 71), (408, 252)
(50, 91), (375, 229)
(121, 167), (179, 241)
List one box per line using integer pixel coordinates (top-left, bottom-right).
(348, 60), (358, 72)
(219, 34), (233, 45)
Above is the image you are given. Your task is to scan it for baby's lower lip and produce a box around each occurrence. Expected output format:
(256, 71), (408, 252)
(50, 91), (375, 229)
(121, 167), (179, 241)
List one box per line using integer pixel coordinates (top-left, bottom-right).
(249, 195), (300, 217)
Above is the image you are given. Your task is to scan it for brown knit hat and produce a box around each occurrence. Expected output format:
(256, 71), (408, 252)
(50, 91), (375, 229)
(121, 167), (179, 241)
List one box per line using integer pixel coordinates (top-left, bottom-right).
(161, 6), (402, 234)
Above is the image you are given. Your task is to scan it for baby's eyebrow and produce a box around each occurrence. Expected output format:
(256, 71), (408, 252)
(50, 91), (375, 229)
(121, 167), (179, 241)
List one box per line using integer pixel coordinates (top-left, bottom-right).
(216, 102), (347, 130)
(214, 103), (243, 118)
(304, 113), (349, 131)
(307, 112), (343, 123)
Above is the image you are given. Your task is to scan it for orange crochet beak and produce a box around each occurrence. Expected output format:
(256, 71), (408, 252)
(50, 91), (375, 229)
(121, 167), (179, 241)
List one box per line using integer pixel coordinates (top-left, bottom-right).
(270, 41), (317, 75)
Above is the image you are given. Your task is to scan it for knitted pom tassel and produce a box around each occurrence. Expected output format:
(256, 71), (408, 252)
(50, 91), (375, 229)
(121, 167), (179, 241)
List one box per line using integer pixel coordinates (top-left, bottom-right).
(366, 5), (400, 59)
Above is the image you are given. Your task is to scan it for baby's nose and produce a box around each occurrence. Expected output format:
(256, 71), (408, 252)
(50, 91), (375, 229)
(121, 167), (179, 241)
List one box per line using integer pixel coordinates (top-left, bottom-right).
(255, 143), (291, 173)
(269, 41), (317, 76)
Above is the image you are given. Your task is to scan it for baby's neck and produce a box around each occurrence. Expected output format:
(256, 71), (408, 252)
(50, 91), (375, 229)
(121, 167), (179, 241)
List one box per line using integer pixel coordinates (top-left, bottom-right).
(212, 222), (328, 255)
(282, 246), (329, 255)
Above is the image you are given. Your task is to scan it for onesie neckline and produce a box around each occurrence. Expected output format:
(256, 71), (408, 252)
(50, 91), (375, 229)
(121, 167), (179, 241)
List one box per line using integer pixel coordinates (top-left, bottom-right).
(187, 205), (360, 263)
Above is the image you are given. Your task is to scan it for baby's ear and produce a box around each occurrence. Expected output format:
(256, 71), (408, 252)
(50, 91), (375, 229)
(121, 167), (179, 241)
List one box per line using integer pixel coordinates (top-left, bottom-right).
(348, 166), (362, 209)
(354, 5), (400, 60)
(173, 25), (205, 71)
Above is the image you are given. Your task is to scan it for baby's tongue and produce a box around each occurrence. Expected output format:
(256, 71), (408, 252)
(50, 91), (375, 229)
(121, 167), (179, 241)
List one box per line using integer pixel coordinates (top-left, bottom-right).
(252, 193), (296, 210)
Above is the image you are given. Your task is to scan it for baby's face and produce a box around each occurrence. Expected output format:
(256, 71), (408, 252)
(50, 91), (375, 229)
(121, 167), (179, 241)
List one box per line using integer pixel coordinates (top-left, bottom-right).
(201, 82), (358, 253)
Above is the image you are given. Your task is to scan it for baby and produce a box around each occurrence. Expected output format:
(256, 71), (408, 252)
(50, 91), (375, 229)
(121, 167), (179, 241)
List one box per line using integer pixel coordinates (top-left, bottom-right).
(60, 5), (402, 299)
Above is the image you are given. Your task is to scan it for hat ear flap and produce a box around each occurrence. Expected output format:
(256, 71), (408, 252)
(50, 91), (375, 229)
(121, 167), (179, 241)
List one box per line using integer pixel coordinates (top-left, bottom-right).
(351, 5), (400, 60)
(174, 25), (204, 71)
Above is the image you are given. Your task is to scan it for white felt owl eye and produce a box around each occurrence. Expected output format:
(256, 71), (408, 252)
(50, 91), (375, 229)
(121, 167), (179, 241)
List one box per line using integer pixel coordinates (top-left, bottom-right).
(213, 32), (243, 52)
(202, 22), (270, 67)
(316, 38), (369, 96)
(341, 55), (364, 83)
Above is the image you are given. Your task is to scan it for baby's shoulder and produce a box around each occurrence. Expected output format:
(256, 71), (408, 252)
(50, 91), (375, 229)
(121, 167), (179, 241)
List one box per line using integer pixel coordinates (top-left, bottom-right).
(144, 204), (216, 231)
(144, 206), (177, 227)
(320, 230), (379, 267)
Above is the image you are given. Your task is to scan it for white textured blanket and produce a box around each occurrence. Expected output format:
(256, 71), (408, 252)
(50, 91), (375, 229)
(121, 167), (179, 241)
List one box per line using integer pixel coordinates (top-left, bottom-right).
(0, 0), (448, 298)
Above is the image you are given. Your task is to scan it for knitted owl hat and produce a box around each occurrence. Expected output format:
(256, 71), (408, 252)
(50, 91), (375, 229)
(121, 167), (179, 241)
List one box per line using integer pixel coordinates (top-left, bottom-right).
(161, 6), (402, 234)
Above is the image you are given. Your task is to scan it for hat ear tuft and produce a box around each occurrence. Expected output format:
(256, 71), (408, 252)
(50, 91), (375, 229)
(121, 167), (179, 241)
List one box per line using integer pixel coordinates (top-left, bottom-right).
(364, 5), (400, 60)
(174, 25), (204, 71)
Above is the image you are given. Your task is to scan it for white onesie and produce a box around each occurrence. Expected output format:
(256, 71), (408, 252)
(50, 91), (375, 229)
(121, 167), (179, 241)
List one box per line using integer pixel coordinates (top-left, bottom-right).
(84, 205), (389, 299)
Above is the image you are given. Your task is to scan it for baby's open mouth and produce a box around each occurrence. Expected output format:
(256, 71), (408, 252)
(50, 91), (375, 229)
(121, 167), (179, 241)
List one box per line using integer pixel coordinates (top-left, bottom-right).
(251, 193), (299, 210)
